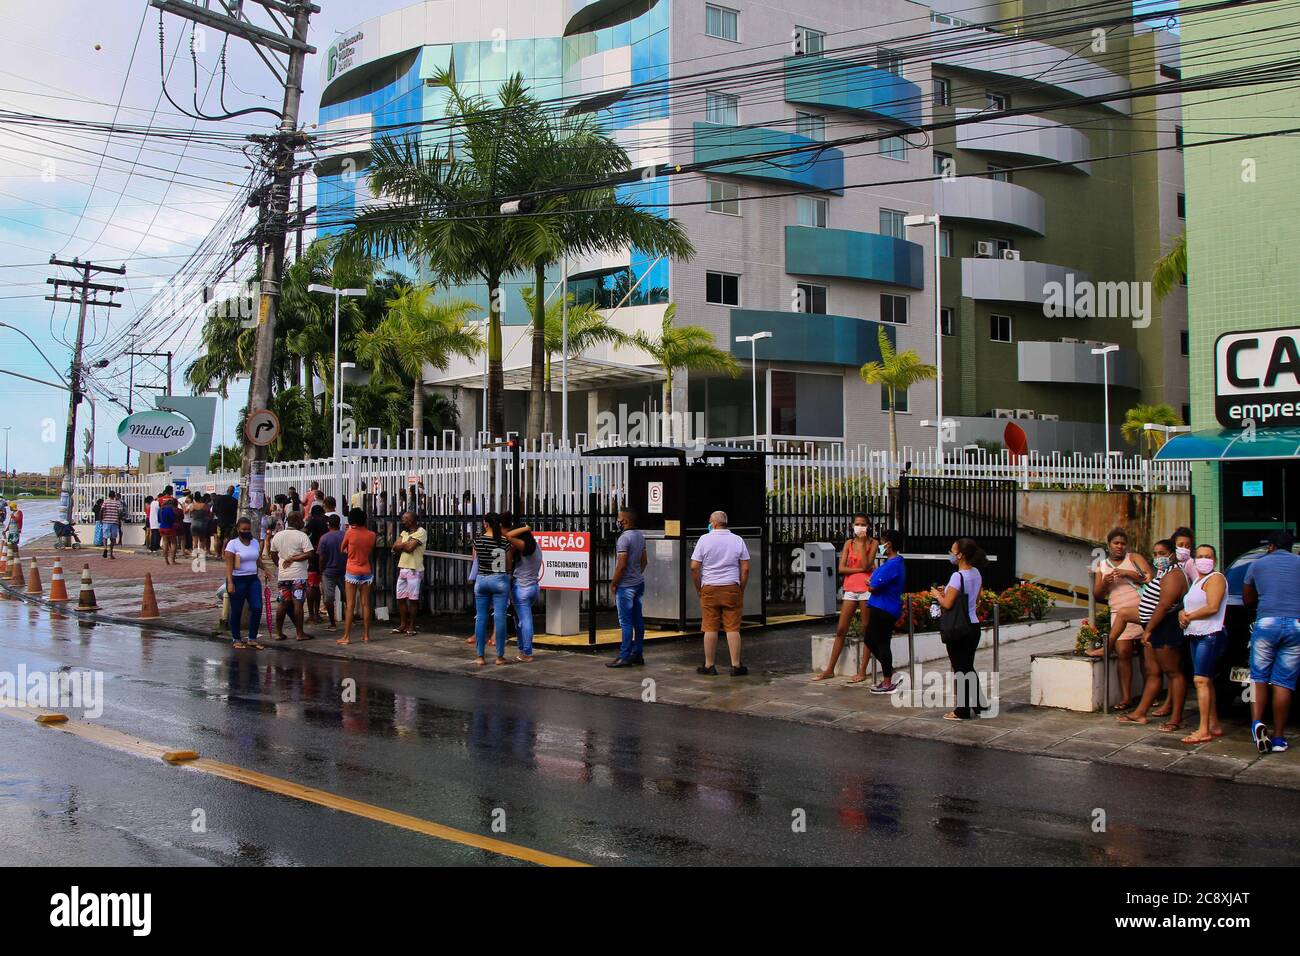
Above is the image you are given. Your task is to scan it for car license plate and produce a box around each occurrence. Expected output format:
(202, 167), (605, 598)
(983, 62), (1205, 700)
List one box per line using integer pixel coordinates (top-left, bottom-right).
(1229, 666), (1251, 684)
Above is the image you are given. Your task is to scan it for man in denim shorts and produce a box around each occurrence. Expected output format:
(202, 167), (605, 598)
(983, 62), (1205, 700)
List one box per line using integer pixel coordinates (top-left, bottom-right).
(1244, 530), (1300, 753)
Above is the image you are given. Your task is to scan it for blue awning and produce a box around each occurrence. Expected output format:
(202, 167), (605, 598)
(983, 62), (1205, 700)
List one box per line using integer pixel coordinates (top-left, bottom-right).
(1154, 427), (1300, 461)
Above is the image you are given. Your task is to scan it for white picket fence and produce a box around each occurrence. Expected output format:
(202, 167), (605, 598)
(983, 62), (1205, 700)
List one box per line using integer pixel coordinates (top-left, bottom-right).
(69, 435), (1190, 522)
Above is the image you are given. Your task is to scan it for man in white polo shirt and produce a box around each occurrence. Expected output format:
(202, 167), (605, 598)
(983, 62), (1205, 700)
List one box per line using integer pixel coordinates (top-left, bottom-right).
(691, 510), (751, 677)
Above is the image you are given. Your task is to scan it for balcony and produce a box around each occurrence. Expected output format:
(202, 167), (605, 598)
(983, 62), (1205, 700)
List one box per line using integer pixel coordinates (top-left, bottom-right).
(784, 226), (924, 289)
(954, 108), (1091, 172)
(1018, 340), (1140, 389)
(566, 0), (645, 35)
(783, 56), (923, 126)
(960, 257), (1090, 305)
(936, 177), (1046, 235)
(729, 309), (893, 367)
(930, 22), (1129, 113)
(693, 122), (844, 194)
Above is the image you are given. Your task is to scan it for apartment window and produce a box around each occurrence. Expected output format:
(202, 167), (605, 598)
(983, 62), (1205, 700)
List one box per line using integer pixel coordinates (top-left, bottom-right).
(772, 370), (844, 437)
(994, 237), (1014, 253)
(796, 110), (826, 141)
(934, 150), (952, 177)
(987, 163), (1011, 183)
(796, 195), (828, 227)
(1177, 192), (1186, 218)
(1180, 330), (1189, 355)
(1160, 63), (1182, 81)
(706, 271), (740, 305)
(796, 283), (827, 314)
(879, 134), (907, 161)
(707, 180), (740, 215)
(939, 229), (953, 257)
(876, 47), (902, 75)
(990, 313), (1012, 342)
(1175, 125), (1184, 150)
(706, 91), (738, 126)
(795, 26), (825, 56)
(882, 385), (909, 413)
(881, 293), (909, 324)
(933, 77), (951, 106)
(941, 307), (955, 335)
(1182, 403), (1191, 424)
(706, 4), (739, 41)
(879, 208), (906, 238)
(986, 91), (1009, 110)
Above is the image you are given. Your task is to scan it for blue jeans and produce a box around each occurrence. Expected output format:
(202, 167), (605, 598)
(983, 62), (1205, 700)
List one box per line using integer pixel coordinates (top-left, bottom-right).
(229, 575), (262, 643)
(1250, 617), (1300, 690)
(512, 580), (539, 656)
(616, 582), (646, 660)
(475, 573), (511, 658)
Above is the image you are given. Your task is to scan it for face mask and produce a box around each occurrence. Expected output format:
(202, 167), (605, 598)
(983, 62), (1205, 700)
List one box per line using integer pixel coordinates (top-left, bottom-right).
(1194, 557), (1215, 574)
(853, 526), (868, 537)
(238, 532), (252, 543)
(949, 553), (959, 565)
(1154, 555), (1172, 571)
(1176, 546), (1191, 562)
(878, 544), (888, 557)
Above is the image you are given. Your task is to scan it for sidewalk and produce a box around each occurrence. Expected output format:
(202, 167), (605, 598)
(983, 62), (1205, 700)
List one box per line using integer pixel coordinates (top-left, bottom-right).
(3, 552), (1296, 792)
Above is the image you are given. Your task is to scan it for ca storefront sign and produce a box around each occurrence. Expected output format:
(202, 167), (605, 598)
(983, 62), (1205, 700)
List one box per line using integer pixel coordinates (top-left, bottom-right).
(116, 410), (196, 454)
(535, 531), (591, 591)
(1216, 327), (1300, 427)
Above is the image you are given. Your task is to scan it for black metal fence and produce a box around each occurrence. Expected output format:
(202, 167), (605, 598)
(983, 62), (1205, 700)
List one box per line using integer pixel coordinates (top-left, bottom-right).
(896, 476), (1018, 592)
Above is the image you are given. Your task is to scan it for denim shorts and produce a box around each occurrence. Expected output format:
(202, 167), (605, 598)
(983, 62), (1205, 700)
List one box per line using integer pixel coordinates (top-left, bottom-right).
(1189, 629), (1226, 678)
(1250, 617), (1300, 690)
(345, 572), (374, 586)
(1146, 612), (1186, 649)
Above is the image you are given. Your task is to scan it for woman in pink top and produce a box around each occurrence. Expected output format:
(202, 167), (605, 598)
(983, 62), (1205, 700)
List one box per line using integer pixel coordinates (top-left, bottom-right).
(1086, 527), (1152, 711)
(813, 514), (878, 681)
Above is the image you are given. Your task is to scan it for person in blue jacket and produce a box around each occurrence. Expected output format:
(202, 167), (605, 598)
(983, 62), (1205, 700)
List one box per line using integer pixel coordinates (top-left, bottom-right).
(851, 529), (906, 693)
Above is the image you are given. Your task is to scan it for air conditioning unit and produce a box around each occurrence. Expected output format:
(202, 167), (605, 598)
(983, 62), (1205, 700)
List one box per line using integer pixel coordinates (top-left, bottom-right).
(1038, 413), (1060, 422)
(1015, 408), (1035, 419)
(992, 408), (1015, 418)
(975, 240), (996, 258)
(1001, 249), (1021, 261)
(1059, 336), (1079, 344)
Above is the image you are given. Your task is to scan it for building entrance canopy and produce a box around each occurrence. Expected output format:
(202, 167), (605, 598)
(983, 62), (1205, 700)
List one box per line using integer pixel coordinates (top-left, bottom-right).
(1154, 427), (1300, 461)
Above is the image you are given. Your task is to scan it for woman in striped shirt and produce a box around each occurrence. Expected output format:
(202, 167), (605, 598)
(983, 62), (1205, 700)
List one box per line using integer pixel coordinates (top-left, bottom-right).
(1118, 538), (1189, 730)
(472, 513), (513, 666)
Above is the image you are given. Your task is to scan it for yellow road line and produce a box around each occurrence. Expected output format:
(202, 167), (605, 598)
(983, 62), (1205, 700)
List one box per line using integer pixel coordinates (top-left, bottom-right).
(0, 706), (588, 867)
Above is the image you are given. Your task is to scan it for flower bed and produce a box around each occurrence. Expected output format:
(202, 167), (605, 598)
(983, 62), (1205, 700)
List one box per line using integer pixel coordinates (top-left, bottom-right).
(846, 582), (1053, 636)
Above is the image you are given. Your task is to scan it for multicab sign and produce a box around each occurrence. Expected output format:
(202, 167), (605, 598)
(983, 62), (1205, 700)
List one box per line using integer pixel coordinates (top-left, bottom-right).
(1216, 327), (1300, 427)
(116, 410), (196, 454)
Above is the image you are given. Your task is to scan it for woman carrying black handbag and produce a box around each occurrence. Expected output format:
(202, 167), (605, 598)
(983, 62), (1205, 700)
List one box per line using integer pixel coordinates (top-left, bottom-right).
(931, 537), (988, 720)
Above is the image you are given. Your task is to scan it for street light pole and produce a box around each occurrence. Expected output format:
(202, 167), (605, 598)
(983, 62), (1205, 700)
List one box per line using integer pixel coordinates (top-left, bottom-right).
(905, 214), (943, 462)
(308, 284), (366, 500)
(2, 426), (9, 499)
(1092, 344), (1119, 489)
(735, 331), (772, 448)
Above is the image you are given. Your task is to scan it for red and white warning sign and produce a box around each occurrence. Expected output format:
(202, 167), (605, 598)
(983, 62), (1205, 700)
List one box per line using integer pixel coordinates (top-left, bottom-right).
(535, 531), (591, 591)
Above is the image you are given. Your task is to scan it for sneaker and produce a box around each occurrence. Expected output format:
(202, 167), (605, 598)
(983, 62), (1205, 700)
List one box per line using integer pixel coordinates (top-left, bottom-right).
(630, 655), (646, 666)
(1272, 736), (1289, 753)
(869, 679), (898, 695)
(696, 664), (718, 676)
(730, 665), (748, 677)
(1252, 720), (1273, 754)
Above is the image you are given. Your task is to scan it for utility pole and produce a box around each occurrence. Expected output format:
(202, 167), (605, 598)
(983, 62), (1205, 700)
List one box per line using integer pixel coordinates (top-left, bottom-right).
(151, 0), (318, 518)
(46, 256), (124, 524)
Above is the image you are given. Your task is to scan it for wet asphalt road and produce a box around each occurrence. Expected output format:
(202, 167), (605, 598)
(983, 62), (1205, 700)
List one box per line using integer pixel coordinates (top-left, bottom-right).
(2, 599), (1300, 867)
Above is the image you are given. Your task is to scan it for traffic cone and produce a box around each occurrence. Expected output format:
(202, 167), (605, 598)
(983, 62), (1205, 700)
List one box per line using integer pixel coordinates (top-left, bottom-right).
(9, 553), (22, 587)
(48, 558), (70, 602)
(138, 572), (160, 620)
(0, 542), (8, 578)
(76, 564), (100, 612)
(25, 558), (43, 596)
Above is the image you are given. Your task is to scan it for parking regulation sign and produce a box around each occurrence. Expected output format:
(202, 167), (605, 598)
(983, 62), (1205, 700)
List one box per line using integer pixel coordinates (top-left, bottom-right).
(535, 531), (591, 591)
(647, 480), (664, 514)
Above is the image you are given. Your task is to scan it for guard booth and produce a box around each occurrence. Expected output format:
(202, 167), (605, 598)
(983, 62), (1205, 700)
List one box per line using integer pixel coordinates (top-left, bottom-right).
(582, 446), (767, 636)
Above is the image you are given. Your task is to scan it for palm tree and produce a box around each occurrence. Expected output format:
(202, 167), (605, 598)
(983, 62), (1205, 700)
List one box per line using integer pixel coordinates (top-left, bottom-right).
(354, 284), (482, 447)
(859, 326), (936, 460)
(632, 303), (740, 443)
(1152, 231), (1187, 300)
(1122, 402), (1183, 454)
(521, 288), (632, 435)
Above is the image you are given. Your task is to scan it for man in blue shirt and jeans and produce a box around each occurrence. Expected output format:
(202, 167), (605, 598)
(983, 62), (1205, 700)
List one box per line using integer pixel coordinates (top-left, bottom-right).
(608, 507), (648, 668)
(1244, 530), (1300, 753)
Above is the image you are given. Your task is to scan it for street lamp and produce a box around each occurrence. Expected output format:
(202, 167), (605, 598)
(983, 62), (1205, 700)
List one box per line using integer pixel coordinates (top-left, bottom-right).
(735, 331), (772, 449)
(308, 283), (366, 499)
(1092, 344), (1119, 488)
(904, 213), (943, 461)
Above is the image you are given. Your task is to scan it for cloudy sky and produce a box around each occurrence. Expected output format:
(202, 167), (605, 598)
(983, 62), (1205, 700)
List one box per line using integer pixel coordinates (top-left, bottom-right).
(0, 0), (408, 474)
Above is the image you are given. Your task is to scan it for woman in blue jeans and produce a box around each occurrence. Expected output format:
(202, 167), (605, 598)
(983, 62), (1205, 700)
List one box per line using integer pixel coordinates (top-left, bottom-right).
(504, 514), (542, 663)
(472, 514), (512, 666)
(224, 517), (267, 650)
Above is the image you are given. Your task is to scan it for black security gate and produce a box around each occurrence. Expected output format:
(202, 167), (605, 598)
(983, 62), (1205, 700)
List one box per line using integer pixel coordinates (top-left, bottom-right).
(896, 476), (1017, 592)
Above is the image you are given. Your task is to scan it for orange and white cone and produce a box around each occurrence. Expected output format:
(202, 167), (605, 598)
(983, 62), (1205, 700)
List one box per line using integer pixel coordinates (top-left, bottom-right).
(139, 572), (160, 620)
(9, 553), (22, 587)
(76, 564), (100, 612)
(48, 558), (70, 602)
(0, 542), (8, 578)
(25, 558), (43, 596)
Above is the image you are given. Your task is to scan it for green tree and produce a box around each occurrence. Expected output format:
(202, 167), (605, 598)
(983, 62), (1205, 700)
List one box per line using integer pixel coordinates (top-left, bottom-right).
(353, 284), (482, 447)
(1122, 402), (1183, 455)
(631, 303), (740, 443)
(859, 326), (936, 460)
(1152, 231), (1187, 300)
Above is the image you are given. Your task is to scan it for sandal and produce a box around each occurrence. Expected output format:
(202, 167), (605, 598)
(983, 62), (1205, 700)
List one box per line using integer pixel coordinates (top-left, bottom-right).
(811, 672), (835, 682)
(846, 674), (868, 684)
(336, 638), (351, 645)
(513, 655), (533, 663)
(495, 657), (511, 666)
(1112, 700), (1133, 713)
(1181, 733), (1213, 744)
(1159, 721), (1182, 732)
(1116, 714), (1148, 724)
(232, 641), (248, 650)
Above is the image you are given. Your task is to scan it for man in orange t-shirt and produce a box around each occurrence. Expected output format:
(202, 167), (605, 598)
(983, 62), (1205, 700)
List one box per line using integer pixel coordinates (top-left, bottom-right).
(338, 508), (377, 646)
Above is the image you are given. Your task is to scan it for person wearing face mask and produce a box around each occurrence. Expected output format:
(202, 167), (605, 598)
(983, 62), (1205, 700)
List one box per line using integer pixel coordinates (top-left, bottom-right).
(224, 517), (267, 650)
(1118, 539), (1188, 730)
(931, 538), (988, 719)
(812, 514), (877, 681)
(1177, 545), (1227, 744)
(852, 529), (906, 693)
(1085, 528), (1151, 713)
(1172, 526), (1199, 585)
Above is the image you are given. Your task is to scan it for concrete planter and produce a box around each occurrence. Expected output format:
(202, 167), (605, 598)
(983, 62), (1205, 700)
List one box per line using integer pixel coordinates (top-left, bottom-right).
(813, 618), (1070, 672)
(810, 635), (867, 676)
(1030, 650), (1144, 712)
